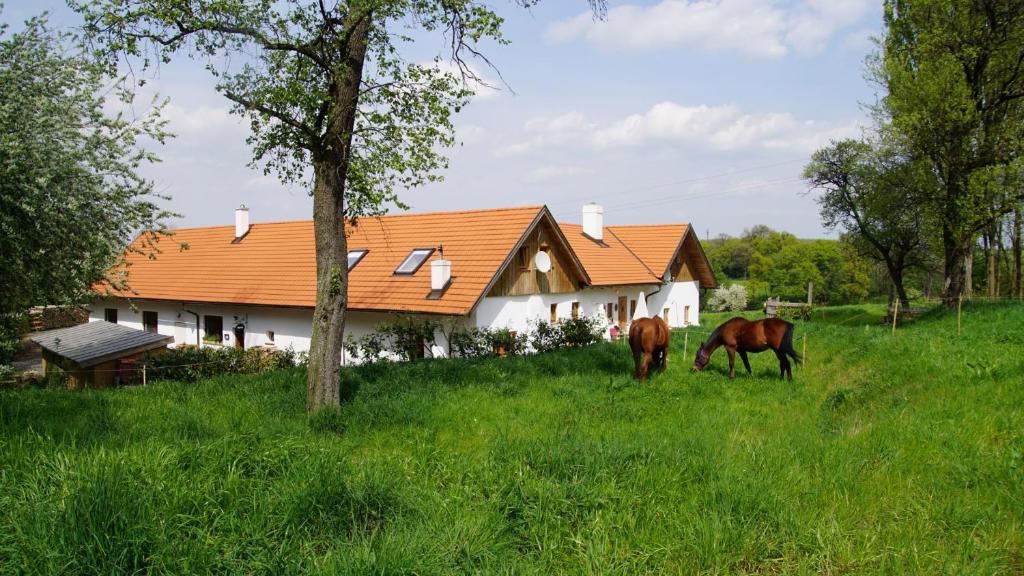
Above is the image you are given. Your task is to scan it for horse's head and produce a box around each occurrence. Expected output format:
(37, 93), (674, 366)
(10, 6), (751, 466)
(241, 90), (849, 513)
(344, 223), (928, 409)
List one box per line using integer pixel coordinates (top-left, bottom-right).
(692, 342), (709, 372)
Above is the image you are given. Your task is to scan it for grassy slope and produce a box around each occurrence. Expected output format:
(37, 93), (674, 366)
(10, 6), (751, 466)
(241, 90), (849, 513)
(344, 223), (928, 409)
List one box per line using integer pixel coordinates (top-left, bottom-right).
(0, 302), (1022, 575)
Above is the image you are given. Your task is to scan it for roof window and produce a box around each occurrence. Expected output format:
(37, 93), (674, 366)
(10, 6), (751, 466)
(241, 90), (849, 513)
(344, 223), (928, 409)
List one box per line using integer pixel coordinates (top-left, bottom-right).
(394, 248), (434, 275)
(347, 249), (368, 270)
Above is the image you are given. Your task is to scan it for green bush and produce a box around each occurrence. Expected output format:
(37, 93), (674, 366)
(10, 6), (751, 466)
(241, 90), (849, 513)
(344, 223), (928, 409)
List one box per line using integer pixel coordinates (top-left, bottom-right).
(140, 345), (296, 382)
(449, 327), (492, 359)
(0, 312), (27, 365)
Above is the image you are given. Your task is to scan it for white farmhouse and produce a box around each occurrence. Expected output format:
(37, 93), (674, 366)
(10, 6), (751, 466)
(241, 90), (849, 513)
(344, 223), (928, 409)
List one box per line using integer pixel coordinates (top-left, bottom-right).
(90, 204), (716, 360)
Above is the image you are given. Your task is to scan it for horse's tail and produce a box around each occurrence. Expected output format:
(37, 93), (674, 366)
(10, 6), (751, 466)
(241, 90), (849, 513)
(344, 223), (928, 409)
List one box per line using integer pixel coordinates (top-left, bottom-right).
(781, 321), (802, 365)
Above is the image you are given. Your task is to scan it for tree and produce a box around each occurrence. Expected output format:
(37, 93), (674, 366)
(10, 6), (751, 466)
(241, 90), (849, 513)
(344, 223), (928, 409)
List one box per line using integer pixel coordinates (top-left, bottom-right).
(75, 0), (606, 411)
(0, 12), (170, 363)
(804, 138), (932, 307)
(879, 0), (1024, 307)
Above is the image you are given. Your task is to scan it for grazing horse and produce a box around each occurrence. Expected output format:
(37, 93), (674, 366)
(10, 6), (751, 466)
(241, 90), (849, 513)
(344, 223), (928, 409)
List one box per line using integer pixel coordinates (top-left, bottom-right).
(692, 317), (801, 380)
(629, 316), (670, 380)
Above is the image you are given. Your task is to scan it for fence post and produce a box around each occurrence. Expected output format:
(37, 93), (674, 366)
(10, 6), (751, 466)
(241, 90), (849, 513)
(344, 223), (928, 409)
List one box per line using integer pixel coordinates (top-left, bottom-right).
(891, 298), (900, 336)
(957, 295), (962, 336)
(683, 330), (689, 360)
(142, 364), (147, 386)
(802, 334), (807, 366)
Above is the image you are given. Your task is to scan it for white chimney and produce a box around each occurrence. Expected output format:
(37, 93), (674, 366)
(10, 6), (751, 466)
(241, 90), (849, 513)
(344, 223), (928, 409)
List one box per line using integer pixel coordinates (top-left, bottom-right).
(583, 203), (603, 241)
(235, 205), (250, 239)
(431, 257), (451, 291)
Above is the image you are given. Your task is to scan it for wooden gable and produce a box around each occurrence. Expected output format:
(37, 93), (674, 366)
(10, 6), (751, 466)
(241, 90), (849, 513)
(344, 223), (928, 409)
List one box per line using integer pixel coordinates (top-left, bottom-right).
(667, 229), (717, 287)
(488, 218), (584, 297)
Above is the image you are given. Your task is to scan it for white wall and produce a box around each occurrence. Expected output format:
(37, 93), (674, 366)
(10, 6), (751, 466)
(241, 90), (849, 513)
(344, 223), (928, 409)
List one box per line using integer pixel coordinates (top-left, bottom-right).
(87, 299), (463, 364)
(645, 280), (702, 328)
(89, 281), (700, 363)
(472, 280), (701, 340)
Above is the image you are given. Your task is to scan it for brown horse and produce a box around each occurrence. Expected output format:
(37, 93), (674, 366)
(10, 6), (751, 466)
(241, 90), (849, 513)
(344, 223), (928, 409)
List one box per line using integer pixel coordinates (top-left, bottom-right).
(691, 317), (801, 380)
(629, 316), (670, 380)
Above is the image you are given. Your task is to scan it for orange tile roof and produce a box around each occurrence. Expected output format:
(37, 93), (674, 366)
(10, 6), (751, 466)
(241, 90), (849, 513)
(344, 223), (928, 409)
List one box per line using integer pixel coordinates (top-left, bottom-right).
(558, 224), (662, 286)
(101, 206), (545, 315)
(606, 224), (690, 278)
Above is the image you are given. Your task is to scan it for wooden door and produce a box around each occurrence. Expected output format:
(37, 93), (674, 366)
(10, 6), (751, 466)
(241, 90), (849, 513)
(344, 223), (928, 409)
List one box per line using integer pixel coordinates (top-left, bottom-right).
(617, 296), (628, 328)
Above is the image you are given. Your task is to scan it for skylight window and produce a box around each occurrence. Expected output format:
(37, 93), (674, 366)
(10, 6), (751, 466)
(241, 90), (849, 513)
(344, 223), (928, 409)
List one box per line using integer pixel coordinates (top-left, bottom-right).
(394, 248), (434, 275)
(347, 249), (368, 270)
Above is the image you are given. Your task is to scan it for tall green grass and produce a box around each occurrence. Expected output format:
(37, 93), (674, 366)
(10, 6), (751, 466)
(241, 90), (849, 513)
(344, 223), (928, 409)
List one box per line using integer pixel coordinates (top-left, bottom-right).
(1, 302), (1022, 574)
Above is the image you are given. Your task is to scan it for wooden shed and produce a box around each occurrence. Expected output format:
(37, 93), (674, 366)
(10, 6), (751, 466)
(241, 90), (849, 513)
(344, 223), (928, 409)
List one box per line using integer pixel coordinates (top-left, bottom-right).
(31, 321), (171, 389)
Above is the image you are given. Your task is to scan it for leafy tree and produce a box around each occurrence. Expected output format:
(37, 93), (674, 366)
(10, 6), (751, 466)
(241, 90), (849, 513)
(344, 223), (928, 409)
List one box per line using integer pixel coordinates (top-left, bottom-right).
(804, 138), (933, 307)
(75, 0), (606, 411)
(879, 0), (1024, 307)
(0, 12), (170, 363)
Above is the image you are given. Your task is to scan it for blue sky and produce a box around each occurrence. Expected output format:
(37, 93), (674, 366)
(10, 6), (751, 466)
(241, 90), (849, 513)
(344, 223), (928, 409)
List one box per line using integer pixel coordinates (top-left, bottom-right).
(2, 0), (883, 238)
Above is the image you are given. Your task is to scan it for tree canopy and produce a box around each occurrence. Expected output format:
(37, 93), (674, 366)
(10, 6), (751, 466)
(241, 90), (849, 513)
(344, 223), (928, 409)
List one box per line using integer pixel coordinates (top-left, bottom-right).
(0, 12), (170, 362)
(879, 0), (1024, 305)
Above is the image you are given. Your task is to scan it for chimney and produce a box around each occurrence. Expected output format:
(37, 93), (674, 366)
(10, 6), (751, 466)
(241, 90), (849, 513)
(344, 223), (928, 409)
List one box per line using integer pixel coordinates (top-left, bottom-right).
(431, 245), (451, 291)
(582, 203), (603, 241)
(234, 204), (250, 239)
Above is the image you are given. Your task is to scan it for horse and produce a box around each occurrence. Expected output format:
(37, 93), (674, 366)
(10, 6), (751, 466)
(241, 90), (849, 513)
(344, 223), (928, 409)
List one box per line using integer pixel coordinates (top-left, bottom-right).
(691, 317), (801, 380)
(629, 316), (670, 380)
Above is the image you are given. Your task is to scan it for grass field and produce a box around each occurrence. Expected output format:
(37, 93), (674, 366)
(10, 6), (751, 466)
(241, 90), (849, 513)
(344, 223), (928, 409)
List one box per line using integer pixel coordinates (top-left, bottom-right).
(1, 302), (1022, 574)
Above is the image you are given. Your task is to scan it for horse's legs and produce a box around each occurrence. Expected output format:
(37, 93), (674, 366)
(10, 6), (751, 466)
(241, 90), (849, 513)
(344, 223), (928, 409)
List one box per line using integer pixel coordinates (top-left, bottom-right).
(726, 346), (737, 379)
(774, 349), (789, 380)
(660, 345), (669, 372)
(633, 348), (643, 380)
(640, 352), (653, 380)
(738, 350), (752, 375)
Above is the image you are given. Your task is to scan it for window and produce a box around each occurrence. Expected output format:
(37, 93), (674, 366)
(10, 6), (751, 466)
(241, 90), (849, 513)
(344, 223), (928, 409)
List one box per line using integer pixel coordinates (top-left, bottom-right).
(630, 299), (637, 319)
(104, 308), (117, 324)
(605, 303), (614, 322)
(550, 303), (558, 323)
(347, 249), (368, 270)
(142, 311), (158, 333)
(684, 305), (691, 325)
(204, 315), (223, 344)
(394, 248), (434, 275)
(571, 302), (580, 320)
(266, 330), (275, 343)
(663, 308), (670, 322)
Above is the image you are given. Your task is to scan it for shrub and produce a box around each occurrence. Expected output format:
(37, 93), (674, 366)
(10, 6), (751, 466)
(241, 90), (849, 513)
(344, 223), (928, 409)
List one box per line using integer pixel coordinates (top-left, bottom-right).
(486, 328), (527, 356)
(558, 316), (603, 348)
(0, 312), (27, 365)
(345, 318), (440, 363)
(708, 284), (749, 312)
(140, 345), (297, 382)
(449, 327), (492, 359)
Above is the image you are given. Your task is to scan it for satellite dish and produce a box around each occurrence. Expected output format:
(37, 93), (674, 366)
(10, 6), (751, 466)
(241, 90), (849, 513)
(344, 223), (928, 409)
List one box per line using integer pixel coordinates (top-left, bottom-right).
(534, 250), (552, 273)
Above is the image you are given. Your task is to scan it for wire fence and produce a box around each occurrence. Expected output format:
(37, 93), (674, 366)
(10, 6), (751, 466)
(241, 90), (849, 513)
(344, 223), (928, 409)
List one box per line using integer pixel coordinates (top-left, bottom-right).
(4, 297), (1021, 387)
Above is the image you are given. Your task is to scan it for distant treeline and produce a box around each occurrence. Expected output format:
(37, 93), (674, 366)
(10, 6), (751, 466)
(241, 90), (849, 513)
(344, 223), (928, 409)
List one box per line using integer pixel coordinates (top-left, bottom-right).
(703, 225), (871, 308)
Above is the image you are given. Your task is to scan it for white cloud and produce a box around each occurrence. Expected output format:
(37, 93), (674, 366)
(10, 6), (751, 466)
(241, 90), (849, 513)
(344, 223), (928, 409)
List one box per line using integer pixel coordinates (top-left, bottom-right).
(524, 164), (594, 184)
(428, 60), (502, 101)
(162, 103), (244, 135)
(547, 0), (873, 57)
(498, 101), (861, 155)
(494, 111), (594, 157)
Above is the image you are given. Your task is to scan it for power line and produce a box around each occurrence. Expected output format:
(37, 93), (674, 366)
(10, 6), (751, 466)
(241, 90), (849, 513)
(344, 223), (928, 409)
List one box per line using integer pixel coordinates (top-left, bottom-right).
(604, 176), (806, 213)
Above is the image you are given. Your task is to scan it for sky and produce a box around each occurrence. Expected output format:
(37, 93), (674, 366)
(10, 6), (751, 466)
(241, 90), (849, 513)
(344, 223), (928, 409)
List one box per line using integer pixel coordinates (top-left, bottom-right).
(2, 0), (884, 238)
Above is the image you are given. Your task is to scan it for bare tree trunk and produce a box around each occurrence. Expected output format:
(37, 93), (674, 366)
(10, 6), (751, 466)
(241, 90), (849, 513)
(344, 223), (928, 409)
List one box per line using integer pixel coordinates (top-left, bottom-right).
(306, 14), (371, 412)
(942, 229), (970, 308)
(1014, 204), (1022, 299)
(985, 230), (996, 297)
(964, 247), (973, 299)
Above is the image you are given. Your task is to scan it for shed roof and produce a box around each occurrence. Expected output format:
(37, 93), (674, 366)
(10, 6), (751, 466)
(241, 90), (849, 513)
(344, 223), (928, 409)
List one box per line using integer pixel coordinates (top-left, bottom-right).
(31, 321), (172, 368)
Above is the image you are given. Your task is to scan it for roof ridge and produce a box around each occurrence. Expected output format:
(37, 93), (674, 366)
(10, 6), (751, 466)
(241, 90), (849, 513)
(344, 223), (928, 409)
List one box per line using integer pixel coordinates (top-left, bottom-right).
(164, 205), (546, 233)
